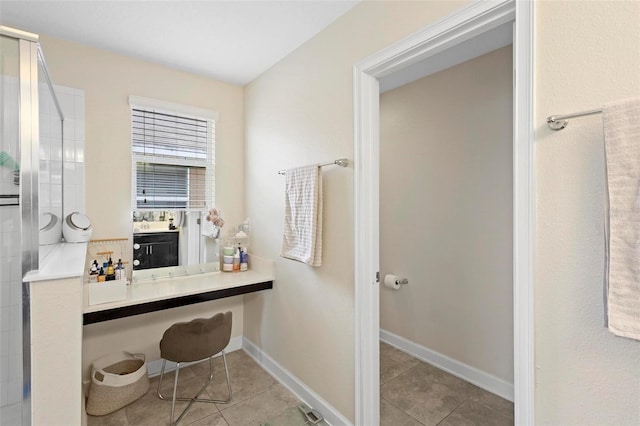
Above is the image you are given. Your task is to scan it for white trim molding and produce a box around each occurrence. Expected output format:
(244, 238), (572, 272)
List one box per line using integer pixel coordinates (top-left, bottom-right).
(512, 1), (535, 424)
(242, 337), (352, 426)
(353, 0), (534, 424)
(358, 0), (515, 78)
(380, 329), (514, 402)
(353, 66), (380, 426)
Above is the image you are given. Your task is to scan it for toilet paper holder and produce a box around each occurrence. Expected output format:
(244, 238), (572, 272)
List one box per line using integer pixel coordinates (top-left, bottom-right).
(383, 274), (409, 289)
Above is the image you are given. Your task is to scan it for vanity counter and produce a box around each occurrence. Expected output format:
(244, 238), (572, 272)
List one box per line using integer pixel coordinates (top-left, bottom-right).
(83, 257), (274, 324)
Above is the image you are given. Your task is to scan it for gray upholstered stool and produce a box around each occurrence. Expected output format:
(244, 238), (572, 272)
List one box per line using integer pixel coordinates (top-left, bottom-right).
(157, 311), (233, 425)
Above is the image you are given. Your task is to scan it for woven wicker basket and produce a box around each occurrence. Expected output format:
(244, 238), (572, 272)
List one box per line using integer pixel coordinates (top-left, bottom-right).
(86, 352), (150, 416)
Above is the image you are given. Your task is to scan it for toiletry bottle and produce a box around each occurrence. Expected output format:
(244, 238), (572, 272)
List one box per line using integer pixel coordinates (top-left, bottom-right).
(89, 261), (98, 283)
(115, 259), (124, 280)
(98, 267), (106, 282)
(106, 258), (115, 281)
(240, 247), (248, 272)
(233, 249), (240, 271)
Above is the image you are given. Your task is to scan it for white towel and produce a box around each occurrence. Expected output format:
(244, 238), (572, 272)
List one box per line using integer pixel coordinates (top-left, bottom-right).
(280, 165), (323, 267)
(603, 97), (640, 340)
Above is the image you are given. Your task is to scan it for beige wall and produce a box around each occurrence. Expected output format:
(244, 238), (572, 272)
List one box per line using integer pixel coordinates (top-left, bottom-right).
(245, 0), (640, 423)
(535, 1), (640, 425)
(243, 1), (470, 421)
(36, 0), (640, 423)
(379, 46), (513, 383)
(38, 36), (248, 378)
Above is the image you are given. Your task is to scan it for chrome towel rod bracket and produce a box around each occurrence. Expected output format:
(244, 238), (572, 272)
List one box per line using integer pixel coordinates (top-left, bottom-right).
(278, 158), (349, 175)
(546, 107), (603, 131)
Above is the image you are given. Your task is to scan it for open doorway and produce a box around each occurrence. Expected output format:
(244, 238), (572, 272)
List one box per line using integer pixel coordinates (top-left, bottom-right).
(378, 44), (514, 424)
(353, 1), (534, 425)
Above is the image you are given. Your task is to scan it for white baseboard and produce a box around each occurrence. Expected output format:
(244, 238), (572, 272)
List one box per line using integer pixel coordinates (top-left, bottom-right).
(380, 329), (514, 402)
(242, 337), (352, 426)
(146, 335), (244, 377)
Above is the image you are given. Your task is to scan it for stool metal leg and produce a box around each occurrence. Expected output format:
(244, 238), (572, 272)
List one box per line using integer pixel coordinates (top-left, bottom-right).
(170, 362), (180, 425)
(220, 351), (232, 403)
(156, 351), (233, 425)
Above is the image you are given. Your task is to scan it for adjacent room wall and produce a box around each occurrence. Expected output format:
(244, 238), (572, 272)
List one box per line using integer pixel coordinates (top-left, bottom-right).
(535, 1), (640, 424)
(243, 1), (472, 421)
(379, 46), (513, 384)
(37, 36), (247, 376)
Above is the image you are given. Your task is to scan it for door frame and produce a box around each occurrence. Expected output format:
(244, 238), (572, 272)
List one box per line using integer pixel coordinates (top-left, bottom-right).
(353, 1), (534, 424)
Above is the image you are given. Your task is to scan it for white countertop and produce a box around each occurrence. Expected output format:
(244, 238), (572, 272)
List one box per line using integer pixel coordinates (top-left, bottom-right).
(24, 242), (88, 283)
(84, 256), (275, 314)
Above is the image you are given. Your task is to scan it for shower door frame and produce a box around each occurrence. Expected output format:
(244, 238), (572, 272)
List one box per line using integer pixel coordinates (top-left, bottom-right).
(353, 0), (534, 425)
(1, 24), (64, 426)
(18, 36), (39, 426)
(17, 34), (40, 278)
(0, 25), (40, 426)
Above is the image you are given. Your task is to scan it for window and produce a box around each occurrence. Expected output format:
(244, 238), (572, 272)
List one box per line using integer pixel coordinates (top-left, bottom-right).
(129, 96), (216, 210)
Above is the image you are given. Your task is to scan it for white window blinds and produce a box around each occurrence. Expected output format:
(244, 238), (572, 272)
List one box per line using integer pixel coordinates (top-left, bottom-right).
(130, 101), (215, 211)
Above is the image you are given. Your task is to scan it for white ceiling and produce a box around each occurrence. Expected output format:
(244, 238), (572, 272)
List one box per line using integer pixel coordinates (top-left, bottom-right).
(0, 0), (360, 86)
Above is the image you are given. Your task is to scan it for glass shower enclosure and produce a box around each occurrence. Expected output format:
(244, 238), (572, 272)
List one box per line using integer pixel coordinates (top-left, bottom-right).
(0, 26), (64, 425)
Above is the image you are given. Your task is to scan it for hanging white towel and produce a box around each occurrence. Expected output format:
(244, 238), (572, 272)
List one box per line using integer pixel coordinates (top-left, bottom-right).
(603, 97), (640, 341)
(280, 165), (323, 267)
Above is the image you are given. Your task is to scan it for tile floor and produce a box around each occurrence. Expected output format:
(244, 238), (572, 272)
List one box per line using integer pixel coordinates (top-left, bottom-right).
(86, 350), (325, 426)
(380, 341), (514, 426)
(88, 343), (513, 426)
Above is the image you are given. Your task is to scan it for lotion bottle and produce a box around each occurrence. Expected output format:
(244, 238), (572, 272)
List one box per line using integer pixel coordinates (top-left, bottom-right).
(233, 249), (240, 271)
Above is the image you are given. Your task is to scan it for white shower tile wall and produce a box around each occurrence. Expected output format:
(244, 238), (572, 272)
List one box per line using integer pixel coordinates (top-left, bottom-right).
(0, 74), (22, 411)
(0, 84), (85, 410)
(38, 82), (62, 221)
(0, 78), (18, 201)
(39, 84), (86, 221)
(0, 206), (21, 408)
(60, 85), (86, 217)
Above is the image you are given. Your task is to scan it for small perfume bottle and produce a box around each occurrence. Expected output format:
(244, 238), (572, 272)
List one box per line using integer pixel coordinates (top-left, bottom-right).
(115, 259), (125, 280)
(89, 260), (98, 283)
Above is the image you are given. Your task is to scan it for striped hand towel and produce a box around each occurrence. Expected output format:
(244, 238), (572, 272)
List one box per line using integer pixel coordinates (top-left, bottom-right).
(280, 165), (323, 267)
(603, 97), (640, 341)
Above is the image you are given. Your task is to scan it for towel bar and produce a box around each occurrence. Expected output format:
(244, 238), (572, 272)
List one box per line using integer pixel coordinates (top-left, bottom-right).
(278, 158), (349, 175)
